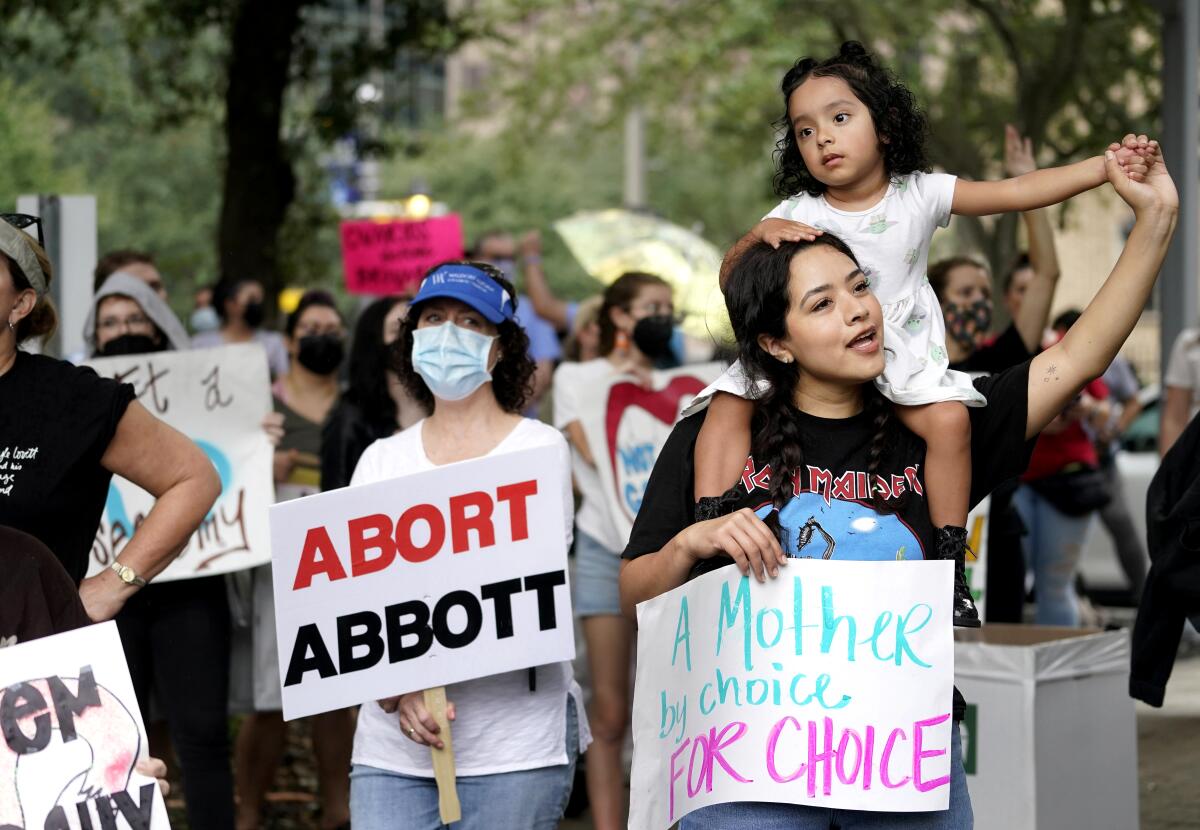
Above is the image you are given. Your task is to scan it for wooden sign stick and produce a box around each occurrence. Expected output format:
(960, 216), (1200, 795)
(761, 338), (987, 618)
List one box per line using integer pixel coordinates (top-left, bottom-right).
(424, 686), (461, 823)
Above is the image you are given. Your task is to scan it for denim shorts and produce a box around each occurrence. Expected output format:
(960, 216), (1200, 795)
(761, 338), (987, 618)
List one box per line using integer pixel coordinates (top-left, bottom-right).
(572, 529), (623, 618)
(350, 697), (580, 830)
(681, 725), (972, 830)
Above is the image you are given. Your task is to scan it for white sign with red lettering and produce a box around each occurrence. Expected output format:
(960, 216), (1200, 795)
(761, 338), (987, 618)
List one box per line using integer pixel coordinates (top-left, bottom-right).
(269, 445), (574, 721)
(631, 560), (954, 828)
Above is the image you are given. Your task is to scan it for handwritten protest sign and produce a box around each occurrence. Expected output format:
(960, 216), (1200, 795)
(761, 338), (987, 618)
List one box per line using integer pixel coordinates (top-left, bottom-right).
(269, 445), (574, 721)
(575, 362), (724, 544)
(630, 560), (953, 828)
(0, 622), (170, 829)
(86, 344), (274, 582)
(340, 214), (464, 295)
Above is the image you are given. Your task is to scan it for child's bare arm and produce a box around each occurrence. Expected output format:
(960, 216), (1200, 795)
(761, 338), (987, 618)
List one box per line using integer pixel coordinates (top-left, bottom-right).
(694, 392), (755, 498)
(952, 134), (1152, 217)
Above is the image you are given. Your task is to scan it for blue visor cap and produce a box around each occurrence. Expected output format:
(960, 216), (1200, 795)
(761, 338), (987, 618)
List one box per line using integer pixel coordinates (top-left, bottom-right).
(412, 265), (516, 324)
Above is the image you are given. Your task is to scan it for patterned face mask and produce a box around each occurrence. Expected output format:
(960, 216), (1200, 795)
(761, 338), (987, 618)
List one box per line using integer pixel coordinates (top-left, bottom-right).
(943, 298), (992, 351)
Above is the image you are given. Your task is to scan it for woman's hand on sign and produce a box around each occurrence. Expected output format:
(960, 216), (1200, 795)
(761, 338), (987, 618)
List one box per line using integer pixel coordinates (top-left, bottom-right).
(682, 508), (786, 583)
(135, 756), (170, 797)
(262, 411), (285, 447)
(385, 691), (457, 749)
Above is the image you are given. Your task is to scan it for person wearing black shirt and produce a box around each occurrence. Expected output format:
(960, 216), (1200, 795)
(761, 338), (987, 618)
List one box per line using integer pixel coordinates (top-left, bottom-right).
(0, 219), (220, 621)
(619, 148), (1175, 828)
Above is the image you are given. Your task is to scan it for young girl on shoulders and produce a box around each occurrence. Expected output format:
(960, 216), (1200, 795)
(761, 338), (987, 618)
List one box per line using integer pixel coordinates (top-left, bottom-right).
(695, 40), (1154, 626)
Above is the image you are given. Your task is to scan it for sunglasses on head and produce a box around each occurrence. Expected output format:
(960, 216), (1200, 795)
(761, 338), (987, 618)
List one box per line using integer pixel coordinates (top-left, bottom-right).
(0, 214), (44, 247)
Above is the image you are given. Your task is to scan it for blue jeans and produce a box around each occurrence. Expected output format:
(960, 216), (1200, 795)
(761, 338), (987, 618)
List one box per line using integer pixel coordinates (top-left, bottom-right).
(350, 698), (579, 829)
(1013, 484), (1094, 626)
(682, 726), (972, 830)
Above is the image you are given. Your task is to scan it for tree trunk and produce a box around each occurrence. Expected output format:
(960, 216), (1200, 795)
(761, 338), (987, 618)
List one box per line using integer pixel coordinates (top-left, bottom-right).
(217, 0), (305, 306)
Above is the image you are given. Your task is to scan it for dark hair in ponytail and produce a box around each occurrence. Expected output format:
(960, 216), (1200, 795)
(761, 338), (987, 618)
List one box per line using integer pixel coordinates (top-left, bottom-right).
(773, 40), (930, 198)
(722, 234), (900, 540)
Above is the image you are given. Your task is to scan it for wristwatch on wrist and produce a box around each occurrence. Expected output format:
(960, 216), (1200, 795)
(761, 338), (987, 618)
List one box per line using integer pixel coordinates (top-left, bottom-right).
(110, 561), (148, 588)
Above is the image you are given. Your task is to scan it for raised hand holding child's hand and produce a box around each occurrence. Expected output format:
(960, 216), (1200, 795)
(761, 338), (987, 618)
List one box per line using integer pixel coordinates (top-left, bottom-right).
(1105, 140), (1176, 215)
(1108, 133), (1155, 182)
(754, 217), (823, 248)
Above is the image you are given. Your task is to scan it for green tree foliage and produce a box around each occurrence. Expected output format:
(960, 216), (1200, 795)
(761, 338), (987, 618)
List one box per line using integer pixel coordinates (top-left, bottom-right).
(472, 0), (1160, 278)
(0, 0), (464, 307)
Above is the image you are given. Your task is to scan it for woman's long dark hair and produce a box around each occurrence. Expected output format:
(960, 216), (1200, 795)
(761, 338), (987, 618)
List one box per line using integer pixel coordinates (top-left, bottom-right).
(773, 40), (930, 198)
(346, 295), (406, 429)
(723, 235), (898, 538)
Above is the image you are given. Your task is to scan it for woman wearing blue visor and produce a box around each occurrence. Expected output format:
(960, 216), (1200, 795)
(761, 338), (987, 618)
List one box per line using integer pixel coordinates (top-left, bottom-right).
(347, 261), (591, 829)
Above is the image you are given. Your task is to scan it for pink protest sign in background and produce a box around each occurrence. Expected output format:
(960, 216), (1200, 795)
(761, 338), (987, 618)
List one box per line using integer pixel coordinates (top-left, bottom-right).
(340, 214), (463, 295)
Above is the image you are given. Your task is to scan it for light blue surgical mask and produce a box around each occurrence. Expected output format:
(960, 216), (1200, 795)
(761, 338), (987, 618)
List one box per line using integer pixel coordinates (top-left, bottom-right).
(411, 322), (497, 401)
(189, 305), (220, 334)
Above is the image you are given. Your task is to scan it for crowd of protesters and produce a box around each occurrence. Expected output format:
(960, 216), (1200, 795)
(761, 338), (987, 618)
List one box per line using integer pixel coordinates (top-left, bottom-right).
(0, 41), (1195, 830)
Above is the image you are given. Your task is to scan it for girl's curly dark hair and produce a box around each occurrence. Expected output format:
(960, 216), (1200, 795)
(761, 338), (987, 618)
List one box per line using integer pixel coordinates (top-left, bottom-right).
(722, 234), (900, 542)
(392, 261), (535, 414)
(773, 40), (930, 198)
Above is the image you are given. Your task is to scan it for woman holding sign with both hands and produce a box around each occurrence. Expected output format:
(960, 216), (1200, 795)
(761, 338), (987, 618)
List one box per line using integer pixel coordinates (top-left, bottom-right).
(347, 262), (591, 829)
(619, 144), (1175, 828)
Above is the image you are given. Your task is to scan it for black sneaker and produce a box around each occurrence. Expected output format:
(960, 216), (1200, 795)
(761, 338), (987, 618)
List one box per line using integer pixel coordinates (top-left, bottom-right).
(936, 525), (981, 628)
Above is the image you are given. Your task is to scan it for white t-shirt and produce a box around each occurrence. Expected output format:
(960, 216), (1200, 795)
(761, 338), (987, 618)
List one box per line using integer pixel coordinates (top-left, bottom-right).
(552, 358), (627, 553)
(349, 417), (590, 777)
(689, 172), (984, 413)
(1165, 327), (1200, 419)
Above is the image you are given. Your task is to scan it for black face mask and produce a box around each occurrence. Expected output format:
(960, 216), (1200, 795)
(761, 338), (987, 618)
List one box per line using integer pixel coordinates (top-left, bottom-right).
(632, 315), (674, 359)
(297, 334), (345, 375)
(98, 333), (164, 357)
(242, 301), (265, 328)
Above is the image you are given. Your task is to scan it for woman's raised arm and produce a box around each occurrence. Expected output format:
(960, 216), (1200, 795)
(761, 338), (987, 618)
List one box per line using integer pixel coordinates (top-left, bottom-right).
(1027, 144), (1177, 439)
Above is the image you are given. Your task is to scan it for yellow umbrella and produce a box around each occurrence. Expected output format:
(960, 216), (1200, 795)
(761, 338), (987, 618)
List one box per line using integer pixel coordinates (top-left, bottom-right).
(554, 209), (732, 345)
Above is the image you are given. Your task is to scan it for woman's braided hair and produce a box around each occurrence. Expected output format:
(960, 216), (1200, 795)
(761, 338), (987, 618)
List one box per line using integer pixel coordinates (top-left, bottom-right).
(722, 235), (900, 542)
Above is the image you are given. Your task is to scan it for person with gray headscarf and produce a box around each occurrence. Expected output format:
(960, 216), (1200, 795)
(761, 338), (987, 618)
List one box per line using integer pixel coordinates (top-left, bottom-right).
(0, 215), (219, 616)
(85, 271), (192, 356)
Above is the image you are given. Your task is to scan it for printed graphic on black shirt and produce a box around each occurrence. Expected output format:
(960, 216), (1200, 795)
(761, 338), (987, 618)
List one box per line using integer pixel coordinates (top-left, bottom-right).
(0, 445), (40, 497)
(738, 456), (927, 561)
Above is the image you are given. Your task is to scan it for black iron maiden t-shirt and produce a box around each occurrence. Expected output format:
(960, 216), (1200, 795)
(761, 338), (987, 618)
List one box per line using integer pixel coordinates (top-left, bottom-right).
(623, 361), (1037, 719)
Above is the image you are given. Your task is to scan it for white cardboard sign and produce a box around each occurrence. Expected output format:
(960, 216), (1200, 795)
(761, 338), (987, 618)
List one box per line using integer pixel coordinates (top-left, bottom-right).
(575, 362), (724, 545)
(85, 344), (274, 581)
(0, 622), (170, 829)
(269, 445), (574, 721)
(631, 560), (954, 828)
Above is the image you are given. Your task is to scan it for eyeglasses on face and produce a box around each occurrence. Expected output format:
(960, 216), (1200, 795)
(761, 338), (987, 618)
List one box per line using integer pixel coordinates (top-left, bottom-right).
(97, 313), (154, 334)
(0, 214), (44, 247)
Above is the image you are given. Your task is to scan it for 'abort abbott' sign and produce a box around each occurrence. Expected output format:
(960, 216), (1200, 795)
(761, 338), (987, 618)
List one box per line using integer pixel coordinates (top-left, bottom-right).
(269, 445), (574, 720)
